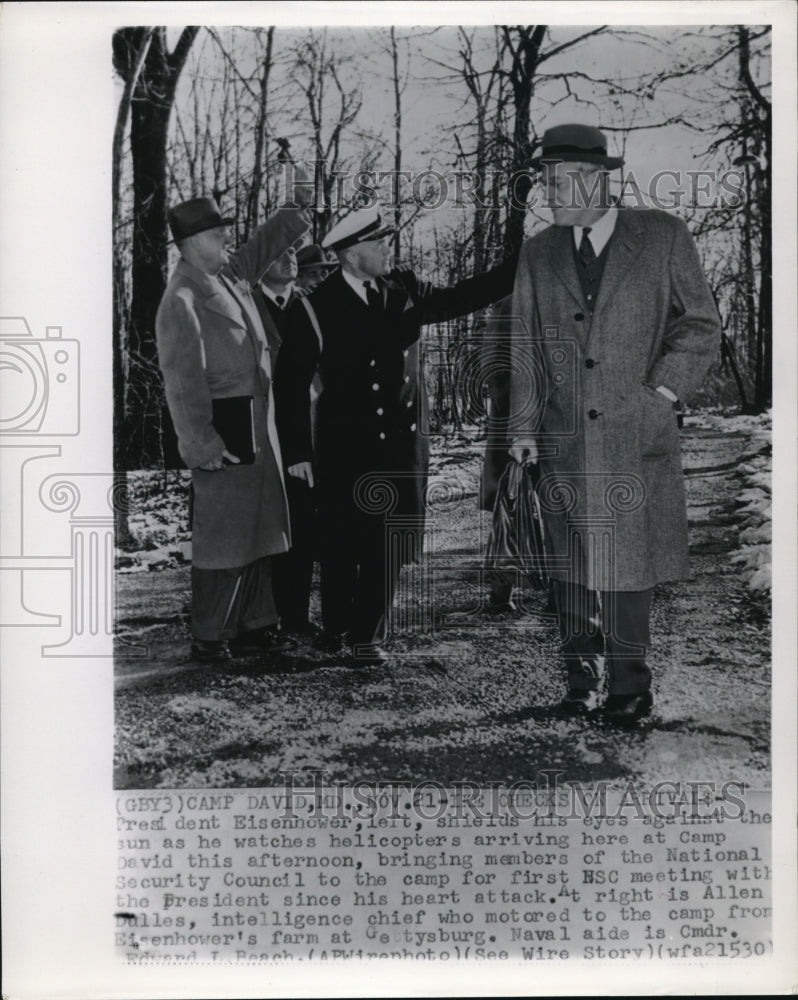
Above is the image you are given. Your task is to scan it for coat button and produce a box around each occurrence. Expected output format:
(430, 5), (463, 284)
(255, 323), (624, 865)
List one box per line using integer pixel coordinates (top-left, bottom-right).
(379, 432), (386, 440)
(574, 312), (585, 321)
(585, 358), (596, 368)
(372, 383), (379, 391)
(410, 423), (417, 432)
(588, 409), (601, 419)
(376, 407), (384, 415)
(403, 349), (409, 358)
(369, 359), (376, 366)
(406, 400), (413, 408)
(404, 375), (410, 383)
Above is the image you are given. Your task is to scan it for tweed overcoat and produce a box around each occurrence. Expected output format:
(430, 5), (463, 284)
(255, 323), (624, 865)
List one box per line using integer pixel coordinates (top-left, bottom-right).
(509, 207), (721, 591)
(275, 258), (518, 562)
(155, 208), (309, 570)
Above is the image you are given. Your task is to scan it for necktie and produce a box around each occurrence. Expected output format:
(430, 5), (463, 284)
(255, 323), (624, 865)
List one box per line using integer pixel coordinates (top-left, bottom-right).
(578, 227), (596, 267)
(363, 279), (382, 311)
(275, 295), (285, 309)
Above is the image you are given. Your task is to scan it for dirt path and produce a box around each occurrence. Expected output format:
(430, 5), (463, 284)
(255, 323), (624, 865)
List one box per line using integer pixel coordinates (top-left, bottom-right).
(114, 418), (770, 789)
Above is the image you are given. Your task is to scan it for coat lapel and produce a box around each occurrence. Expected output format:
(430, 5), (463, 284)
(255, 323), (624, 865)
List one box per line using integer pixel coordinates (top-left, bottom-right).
(214, 272), (273, 386)
(253, 285), (284, 355)
(335, 269), (370, 310)
(548, 227), (588, 313)
(591, 208), (642, 318)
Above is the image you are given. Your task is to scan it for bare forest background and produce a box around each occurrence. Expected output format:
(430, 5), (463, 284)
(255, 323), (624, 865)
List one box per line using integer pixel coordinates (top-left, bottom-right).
(111, 23), (771, 540)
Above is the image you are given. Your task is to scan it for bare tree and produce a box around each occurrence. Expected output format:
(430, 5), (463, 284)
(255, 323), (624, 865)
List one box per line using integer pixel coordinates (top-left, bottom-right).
(112, 26), (199, 468)
(292, 29), (363, 241)
(112, 27), (154, 542)
(640, 25), (771, 411)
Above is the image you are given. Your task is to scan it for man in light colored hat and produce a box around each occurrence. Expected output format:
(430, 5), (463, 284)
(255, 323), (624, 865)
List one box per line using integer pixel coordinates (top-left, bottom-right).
(156, 186), (310, 664)
(275, 205), (519, 665)
(296, 244), (338, 293)
(508, 123), (721, 724)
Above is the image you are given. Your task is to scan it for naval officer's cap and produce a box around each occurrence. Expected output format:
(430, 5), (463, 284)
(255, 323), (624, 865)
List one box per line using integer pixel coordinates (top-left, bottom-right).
(322, 206), (396, 252)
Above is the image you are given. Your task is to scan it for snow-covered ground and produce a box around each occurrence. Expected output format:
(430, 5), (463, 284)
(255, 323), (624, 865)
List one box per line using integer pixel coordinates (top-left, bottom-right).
(688, 410), (771, 593)
(115, 410), (772, 789)
(116, 410), (772, 596)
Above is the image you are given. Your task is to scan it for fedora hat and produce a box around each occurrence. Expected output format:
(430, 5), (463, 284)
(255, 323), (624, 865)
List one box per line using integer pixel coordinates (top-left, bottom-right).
(168, 197), (234, 242)
(530, 124), (624, 170)
(296, 244), (338, 270)
(322, 206), (395, 252)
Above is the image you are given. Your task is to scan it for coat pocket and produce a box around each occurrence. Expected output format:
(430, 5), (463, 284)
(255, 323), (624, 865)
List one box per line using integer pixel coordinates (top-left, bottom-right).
(639, 384), (676, 458)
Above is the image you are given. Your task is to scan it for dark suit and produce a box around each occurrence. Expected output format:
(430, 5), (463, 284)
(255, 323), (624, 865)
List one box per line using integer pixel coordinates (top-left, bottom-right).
(252, 284), (318, 631)
(276, 258), (517, 646)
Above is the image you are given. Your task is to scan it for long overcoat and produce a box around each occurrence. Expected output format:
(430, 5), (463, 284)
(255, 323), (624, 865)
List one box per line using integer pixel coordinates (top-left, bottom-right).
(509, 207), (721, 592)
(155, 208), (308, 570)
(479, 295), (514, 511)
(275, 259), (517, 562)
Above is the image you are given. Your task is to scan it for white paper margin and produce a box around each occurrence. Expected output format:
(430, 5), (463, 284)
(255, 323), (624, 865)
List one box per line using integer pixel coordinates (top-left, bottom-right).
(1, 1), (795, 997)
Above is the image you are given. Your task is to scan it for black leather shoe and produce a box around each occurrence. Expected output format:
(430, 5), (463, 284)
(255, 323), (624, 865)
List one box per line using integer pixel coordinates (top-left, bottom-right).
(603, 691), (653, 726)
(350, 643), (389, 666)
(314, 630), (347, 654)
(556, 689), (601, 717)
(190, 639), (232, 664)
(229, 626), (297, 657)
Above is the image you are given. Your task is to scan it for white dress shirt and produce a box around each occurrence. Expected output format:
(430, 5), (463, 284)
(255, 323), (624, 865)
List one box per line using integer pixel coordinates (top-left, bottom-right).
(258, 281), (294, 308)
(573, 205), (618, 257)
(341, 268), (376, 305)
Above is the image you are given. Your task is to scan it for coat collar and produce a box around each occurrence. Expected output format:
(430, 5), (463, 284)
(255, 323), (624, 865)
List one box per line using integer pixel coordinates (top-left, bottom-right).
(330, 268), (373, 310)
(547, 206), (643, 316)
(591, 208), (643, 316)
(173, 258), (272, 380)
(172, 258), (240, 319)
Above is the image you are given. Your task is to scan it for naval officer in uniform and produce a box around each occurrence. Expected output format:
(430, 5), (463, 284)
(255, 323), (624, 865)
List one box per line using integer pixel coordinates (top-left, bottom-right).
(275, 206), (518, 665)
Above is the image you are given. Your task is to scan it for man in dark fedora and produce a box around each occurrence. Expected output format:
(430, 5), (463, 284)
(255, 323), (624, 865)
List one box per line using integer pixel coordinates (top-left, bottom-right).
(296, 244), (338, 293)
(508, 123), (720, 724)
(275, 205), (519, 666)
(156, 192), (310, 664)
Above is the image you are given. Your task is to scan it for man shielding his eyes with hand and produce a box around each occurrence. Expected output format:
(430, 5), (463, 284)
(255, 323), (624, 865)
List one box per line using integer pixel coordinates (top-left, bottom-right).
(156, 180), (311, 665)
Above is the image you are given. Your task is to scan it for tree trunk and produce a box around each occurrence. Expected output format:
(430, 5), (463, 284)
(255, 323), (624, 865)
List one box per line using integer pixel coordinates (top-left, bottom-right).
(112, 27), (154, 546)
(113, 26), (199, 469)
(503, 26), (546, 254)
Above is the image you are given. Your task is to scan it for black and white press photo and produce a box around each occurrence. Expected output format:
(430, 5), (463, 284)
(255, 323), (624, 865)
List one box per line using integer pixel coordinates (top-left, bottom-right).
(2, 3), (795, 998)
(112, 22), (772, 790)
